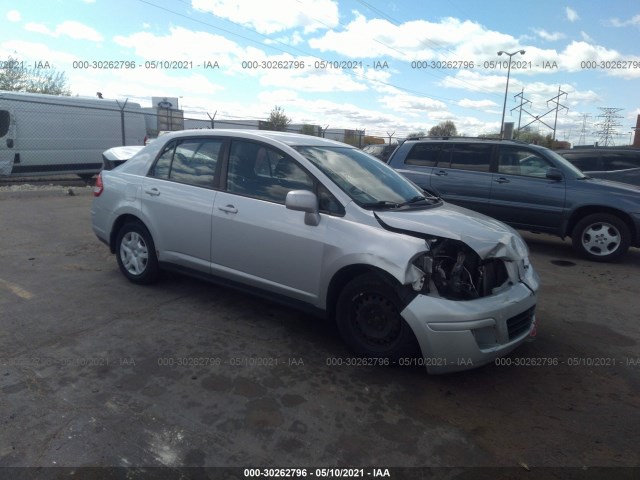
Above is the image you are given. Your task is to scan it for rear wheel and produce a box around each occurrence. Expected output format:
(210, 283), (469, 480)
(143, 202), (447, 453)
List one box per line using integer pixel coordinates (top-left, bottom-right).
(571, 213), (630, 262)
(336, 273), (420, 360)
(115, 221), (160, 284)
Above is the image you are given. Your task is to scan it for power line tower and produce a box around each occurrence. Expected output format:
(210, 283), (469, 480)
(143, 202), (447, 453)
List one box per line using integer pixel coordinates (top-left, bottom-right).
(594, 108), (624, 146)
(577, 113), (591, 145)
(510, 88), (532, 138)
(547, 86), (568, 141)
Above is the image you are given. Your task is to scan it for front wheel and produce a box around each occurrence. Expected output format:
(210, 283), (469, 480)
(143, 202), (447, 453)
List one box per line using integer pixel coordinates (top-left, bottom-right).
(571, 213), (630, 262)
(336, 273), (420, 361)
(115, 221), (160, 284)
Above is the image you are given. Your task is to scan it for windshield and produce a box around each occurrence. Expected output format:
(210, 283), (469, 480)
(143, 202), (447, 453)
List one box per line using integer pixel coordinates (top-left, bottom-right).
(545, 149), (589, 179)
(294, 146), (438, 208)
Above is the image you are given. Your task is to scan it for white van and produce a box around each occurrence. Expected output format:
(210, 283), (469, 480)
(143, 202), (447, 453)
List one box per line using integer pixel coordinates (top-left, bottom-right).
(0, 91), (146, 178)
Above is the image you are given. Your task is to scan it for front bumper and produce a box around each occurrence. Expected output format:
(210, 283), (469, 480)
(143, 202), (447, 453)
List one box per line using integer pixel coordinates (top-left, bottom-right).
(401, 268), (539, 374)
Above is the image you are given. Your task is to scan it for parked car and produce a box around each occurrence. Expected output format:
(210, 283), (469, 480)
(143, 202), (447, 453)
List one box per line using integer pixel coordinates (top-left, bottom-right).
(555, 148), (640, 187)
(91, 130), (539, 373)
(362, 143), (398, 162)
(387, 137), (640, 262)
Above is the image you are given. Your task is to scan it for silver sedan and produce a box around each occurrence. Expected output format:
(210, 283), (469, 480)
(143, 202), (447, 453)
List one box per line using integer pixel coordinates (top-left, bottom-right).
(91, 130), (539, 373)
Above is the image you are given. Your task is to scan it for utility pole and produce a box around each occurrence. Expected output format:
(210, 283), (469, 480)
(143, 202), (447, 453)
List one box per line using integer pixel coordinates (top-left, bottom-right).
(116, 98), (128, 146)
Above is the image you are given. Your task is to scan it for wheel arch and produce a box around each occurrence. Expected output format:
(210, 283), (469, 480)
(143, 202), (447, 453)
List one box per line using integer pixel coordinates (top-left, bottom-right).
(566, 206), (637, 244)
(325, 264), (416, 320)
(109, 214), (150, 253)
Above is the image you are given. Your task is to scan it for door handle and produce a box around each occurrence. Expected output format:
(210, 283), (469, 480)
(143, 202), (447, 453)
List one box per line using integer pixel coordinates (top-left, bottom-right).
(434, 170), (448, 176)
(218, 204), (238, 214)
(144, 187), (160, 196)
(494, 177), (510, 184)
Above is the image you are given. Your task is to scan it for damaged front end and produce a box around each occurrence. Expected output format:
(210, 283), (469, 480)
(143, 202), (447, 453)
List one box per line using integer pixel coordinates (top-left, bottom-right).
(372, 210), (538, 373)
(410, 238), (511, 301)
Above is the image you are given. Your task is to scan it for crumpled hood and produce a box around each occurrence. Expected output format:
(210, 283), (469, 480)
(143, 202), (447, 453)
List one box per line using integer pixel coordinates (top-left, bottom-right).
(375, 203), (529, 260)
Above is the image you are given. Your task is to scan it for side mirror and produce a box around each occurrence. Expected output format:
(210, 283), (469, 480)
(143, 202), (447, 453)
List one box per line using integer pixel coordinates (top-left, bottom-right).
(6, 138), (14, 148)
(546, 168), (564, 182)
(285, 190), (320, 226)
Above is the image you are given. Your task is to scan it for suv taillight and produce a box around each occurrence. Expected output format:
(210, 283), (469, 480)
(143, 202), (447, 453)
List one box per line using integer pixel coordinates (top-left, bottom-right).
(93, 173), (104, 197)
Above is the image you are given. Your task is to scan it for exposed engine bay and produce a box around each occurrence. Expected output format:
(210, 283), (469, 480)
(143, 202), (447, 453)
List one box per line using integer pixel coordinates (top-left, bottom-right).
(411, 239), (510, 301)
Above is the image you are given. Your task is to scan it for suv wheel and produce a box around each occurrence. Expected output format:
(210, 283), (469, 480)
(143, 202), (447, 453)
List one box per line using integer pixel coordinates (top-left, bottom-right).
(571, 213), (630, 262)
(336, 273), (420, 360)
(115, 221), (160, 284)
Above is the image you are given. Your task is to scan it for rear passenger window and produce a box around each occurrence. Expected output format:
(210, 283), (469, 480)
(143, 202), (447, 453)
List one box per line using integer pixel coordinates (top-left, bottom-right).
(150, 139), (221, 188)
(498, 147), (553, 177)
(448, 144), (492, 172)
(404, 144), (440, 166)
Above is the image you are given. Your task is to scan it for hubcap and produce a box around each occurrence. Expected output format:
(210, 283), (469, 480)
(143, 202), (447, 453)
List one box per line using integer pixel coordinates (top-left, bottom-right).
(120, 231), (149, 275)
(352, 293), (401, 347)
(581, 222), (621, 256)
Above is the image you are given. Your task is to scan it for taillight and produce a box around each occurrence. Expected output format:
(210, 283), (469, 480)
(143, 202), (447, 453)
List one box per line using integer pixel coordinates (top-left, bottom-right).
(93, 172), (104, 197)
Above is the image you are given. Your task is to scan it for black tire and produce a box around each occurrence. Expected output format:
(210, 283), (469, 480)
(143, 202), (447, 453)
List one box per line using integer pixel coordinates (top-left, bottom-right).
(336, 273), (420, 360)
(571, 213), (630, 262)
(115, 221), (160, 284)
(78, 173), (95, 181)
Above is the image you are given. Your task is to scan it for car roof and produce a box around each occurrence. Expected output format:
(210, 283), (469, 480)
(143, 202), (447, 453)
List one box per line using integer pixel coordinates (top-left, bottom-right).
(156, 129), (355, 148)
(401, 136), (556, 154)
(556, 148), (640, 154)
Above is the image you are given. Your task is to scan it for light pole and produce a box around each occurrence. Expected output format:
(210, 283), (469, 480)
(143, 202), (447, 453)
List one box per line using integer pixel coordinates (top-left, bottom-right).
(498, 49), (525, 139)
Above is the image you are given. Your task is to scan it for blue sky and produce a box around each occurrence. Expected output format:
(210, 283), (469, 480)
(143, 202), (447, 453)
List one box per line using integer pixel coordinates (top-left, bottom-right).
(2, 0), (639, 144)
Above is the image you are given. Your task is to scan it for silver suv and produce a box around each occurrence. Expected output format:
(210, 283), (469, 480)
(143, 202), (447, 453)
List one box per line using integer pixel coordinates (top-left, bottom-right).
(91, 130), (539, 373)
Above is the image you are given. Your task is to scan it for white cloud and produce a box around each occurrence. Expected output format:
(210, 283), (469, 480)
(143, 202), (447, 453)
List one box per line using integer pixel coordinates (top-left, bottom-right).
(457, 98), (499, 110)
(25, 23), (53, 35)
(56, 20), (103, 42)
(580, 31), (594, 42)
(0, 40), (77, 65)
(534, 29), (565, 41)
(309, 14), (517, 61)
(23, 20), (103, 42)
(6, 10), (21, 22)
(566, 7), (579, 22)
(440, 71), (516, 94)
(114, 26), (247, 64)
(191, 0), (339, 34)
(378, 92), (447, 117)
(608, 14), (640, 27)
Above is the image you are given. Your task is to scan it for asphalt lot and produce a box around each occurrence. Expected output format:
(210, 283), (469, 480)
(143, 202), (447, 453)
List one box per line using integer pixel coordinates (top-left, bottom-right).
(0, 187), (639, 472)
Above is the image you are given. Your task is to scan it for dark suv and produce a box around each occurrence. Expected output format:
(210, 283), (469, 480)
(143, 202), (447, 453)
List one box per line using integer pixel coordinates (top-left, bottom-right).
(387, 137), (640, 262)
(555, 148), (640, 187)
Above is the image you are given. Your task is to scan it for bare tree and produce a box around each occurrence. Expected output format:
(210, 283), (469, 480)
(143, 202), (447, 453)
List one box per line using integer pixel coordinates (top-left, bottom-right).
(0, 55), (71, 95)
(428, 121), (458, 137)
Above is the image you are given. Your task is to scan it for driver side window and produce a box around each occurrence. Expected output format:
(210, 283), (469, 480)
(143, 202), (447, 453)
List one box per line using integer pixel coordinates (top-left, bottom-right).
(227, 141), (313, 203)
(498, 147), (553, 178)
